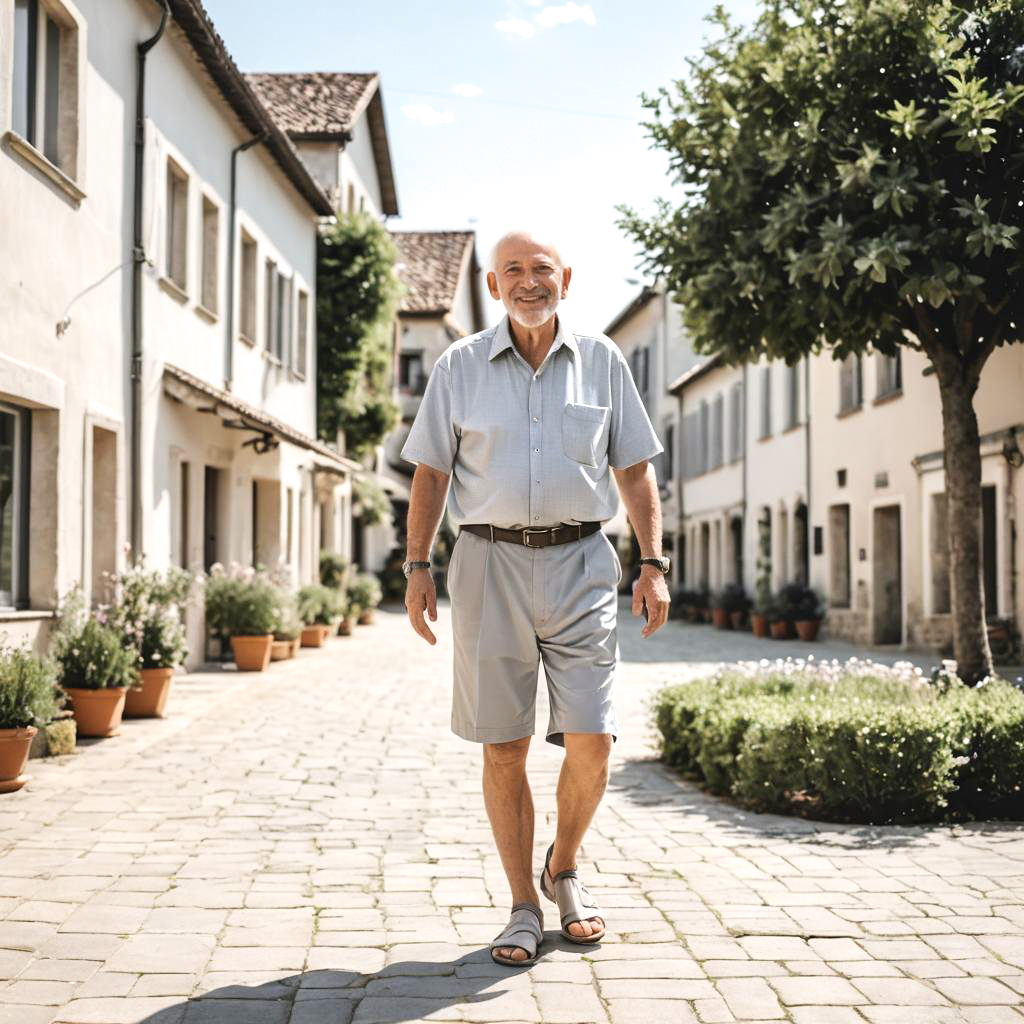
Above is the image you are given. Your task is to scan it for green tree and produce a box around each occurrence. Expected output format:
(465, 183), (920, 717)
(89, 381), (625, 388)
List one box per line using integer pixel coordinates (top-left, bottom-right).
(619, 0), (1023, 681)
(317, 212), (403, 456)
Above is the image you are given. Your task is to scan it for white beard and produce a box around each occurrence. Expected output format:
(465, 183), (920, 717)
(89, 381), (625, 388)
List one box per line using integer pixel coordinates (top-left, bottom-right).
(507, 293), (559, 329)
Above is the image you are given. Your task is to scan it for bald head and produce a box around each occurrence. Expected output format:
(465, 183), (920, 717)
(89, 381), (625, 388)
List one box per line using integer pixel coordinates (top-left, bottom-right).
(487, 230), (568, 275)
(486, 230), (572, 329)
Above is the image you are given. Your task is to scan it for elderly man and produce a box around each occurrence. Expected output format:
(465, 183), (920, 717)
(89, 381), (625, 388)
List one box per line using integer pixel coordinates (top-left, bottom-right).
(400, 230), (671, 966)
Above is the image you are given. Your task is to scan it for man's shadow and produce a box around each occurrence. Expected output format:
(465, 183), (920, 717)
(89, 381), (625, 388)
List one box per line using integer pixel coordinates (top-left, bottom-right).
(138, 939), (589, 1023)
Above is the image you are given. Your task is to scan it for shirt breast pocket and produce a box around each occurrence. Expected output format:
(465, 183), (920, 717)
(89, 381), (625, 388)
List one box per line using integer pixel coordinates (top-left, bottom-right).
(561, 403), (610, 469)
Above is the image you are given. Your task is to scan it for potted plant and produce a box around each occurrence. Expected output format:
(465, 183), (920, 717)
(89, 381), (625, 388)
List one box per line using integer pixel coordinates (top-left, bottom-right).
(124, 610), (187, 717)
(337, 590), (356, 636)
(768, 585), (803, 639)
(750, 590), (771, 637)
(272, 593), (302, 660)
(0, 646), (62, 792)
(51, 590), (138, 738)
(297, 584), (342, 646)
(204, 570), (280, 672)
(784, 583), (825, 642)
(106, 563), (193, 719)
(710, 590), (729, 629)
(319, 551), (350, 592)
(348, 572), (383, 625)
(724, 583), (751, 629)
(694, 588), (711, 623)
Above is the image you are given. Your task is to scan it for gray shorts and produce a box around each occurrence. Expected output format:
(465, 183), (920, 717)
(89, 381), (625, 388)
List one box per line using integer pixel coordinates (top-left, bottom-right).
(446, 525), (622, 747)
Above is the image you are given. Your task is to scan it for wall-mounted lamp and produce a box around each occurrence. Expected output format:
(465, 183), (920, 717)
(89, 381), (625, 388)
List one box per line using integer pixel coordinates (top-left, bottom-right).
(1003, 427), (1023, 469)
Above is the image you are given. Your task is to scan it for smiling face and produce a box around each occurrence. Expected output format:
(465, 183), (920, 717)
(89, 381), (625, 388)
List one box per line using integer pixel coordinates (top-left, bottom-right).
(487, 232), (572, 329)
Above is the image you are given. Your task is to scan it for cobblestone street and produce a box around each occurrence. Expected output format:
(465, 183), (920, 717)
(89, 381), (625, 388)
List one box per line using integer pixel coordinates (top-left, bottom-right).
(2, 601), (1023, 1024)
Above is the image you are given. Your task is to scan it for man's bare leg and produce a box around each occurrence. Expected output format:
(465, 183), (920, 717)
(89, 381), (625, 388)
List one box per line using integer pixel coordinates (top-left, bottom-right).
(482, 736), (540, 962)
(546, 732), (613, 938)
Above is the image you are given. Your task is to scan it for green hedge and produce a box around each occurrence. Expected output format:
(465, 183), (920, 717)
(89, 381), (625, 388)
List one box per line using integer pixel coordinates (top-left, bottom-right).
(654, 659), (1024, 824)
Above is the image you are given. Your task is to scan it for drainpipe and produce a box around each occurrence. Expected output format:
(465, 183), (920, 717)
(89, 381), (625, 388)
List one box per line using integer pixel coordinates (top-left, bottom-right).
(130, 0), (170, 558)
(224, 132), (266, 390)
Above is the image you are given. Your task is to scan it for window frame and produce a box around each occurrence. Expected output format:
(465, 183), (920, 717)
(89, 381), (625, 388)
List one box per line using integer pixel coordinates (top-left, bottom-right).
(838, 354), (863, 415)
(295, 288), (309, 378)
(0, 401), (32, 611)
(238, 230), (257, 344)
(198, 193), (220, 317)
(164, 157), (189, 295)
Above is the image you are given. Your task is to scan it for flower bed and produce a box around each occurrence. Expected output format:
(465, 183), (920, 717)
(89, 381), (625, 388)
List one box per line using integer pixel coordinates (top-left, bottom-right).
(654, 658), (1024, 824)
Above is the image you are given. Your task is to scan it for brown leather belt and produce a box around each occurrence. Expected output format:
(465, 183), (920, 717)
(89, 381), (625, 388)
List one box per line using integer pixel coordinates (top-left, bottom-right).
(460, 521), (602, 548)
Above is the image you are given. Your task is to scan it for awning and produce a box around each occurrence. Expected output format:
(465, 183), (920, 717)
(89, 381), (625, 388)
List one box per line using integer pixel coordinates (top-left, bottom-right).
(162, 363), (364, 474)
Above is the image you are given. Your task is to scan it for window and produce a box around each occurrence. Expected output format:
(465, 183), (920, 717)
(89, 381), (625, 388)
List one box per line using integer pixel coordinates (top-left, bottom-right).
(399, 351), (425, 394)
(876, 351), (902, 398)
(12, 0), (78, 175)
(931, 492), (950, 614)
(278, 273), (292, 366)
(296, 290), (309, 377)
(0, 403), (30, 609)
(631, 346), (650, 400)
(264, 258), (279, 358)
(829, 503), (851, 608)
(239, 232), (257, 342)
(165, 158), (188, 291)
(784, 363), (800, 430)
(664, 421), (675, 482)
(710, 394), (724, 470)
(759, 365), (772, 439)
(839, 354), (862, 414)
(179, 461), (190, 571)
(200, 196), (218, 313)
(682, 409), (701, 480)
(729, 381), (744, 462)
(699, 400), (710, 473)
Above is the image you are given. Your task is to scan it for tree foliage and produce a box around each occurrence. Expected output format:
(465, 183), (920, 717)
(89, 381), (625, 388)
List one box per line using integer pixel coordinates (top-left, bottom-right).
(618, 0), (1023, 367)
(317, 213), (403, 455)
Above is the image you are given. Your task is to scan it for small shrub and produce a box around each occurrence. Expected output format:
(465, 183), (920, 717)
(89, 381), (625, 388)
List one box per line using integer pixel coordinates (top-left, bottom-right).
(319, 551), (349, 591)
(296, 584), (344, 626)
(0, 646), (62, 729)
(53, 617), (138, 691)
(273, 592), (304, 641)
(347, 571), (383, 612)
(204, 574), (281, 637)
(712, 583), (750, 613)
(654, 657), (1024, 824)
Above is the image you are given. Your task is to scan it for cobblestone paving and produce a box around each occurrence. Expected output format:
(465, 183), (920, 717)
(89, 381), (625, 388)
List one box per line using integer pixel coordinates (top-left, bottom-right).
(1, 601), (1023, 1024)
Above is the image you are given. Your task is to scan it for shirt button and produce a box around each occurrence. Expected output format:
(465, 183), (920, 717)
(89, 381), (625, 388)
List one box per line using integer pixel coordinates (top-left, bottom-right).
(534, 447), (539, 452)
(532, 416), (538, 422)
(534, 515), (539, 520)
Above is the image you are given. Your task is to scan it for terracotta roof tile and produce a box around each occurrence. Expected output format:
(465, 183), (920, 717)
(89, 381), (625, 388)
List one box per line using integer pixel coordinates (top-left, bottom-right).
(244, 72), (377, 137)
(390, 231), (476, 315)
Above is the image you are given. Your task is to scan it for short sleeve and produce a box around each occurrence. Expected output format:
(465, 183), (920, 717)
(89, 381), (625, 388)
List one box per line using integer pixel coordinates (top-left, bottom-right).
(399, 359), (458, 473)
(608, 351), (664, 469)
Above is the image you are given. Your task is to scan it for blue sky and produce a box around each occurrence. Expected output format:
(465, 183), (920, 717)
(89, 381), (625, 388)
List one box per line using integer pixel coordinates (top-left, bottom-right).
(205, 0), (760, 333)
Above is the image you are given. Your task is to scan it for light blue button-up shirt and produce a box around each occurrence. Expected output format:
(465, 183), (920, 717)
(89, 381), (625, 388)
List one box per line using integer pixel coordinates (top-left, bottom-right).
(399, 313), (663, 529)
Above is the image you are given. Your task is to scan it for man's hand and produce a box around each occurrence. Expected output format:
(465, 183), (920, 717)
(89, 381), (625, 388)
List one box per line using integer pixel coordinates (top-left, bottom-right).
(405, 568), (438, 645)
(631, 566), (670, 638)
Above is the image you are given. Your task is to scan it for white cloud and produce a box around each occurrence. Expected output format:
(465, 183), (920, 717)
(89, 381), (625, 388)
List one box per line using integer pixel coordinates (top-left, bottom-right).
(452, 83), (484, 98)
(534, 2), (596, 28)
(495, 17), (535, 39)
(401, 103), (455, 126)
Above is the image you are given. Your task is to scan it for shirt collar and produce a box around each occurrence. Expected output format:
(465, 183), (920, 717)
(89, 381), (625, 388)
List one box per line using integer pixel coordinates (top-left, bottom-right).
(488, 312), (579, 364)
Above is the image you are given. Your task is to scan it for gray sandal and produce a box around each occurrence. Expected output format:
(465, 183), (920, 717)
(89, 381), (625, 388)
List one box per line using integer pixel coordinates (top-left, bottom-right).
(489, 901), (544, 966)
(540, 842), (606, 944)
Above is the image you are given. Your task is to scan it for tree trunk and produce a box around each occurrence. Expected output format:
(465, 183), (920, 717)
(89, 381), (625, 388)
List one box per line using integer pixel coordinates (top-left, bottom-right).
(934, 368), (994, 683)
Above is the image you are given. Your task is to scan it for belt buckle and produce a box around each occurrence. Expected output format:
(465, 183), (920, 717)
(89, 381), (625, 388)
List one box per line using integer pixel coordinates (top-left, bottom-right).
(522, 528), (550, 548)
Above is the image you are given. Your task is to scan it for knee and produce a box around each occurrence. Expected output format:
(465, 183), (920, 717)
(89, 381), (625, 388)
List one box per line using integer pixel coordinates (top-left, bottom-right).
(483, 736), (531, 772)
(565, 733), (613, 774)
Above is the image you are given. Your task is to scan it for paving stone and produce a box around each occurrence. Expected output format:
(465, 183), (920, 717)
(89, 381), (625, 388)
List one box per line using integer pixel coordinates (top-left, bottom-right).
(932, 976), (1022, 1003)
(606, 998), (698, 1024)
(53, 996), (187, 1023)
(851, 977), (950, 1005)
(789, 1009), (863, 1024)
(534, 982), (608, 1023)
(717, 977), (785, 1019)
(769, 976), (867, 1005)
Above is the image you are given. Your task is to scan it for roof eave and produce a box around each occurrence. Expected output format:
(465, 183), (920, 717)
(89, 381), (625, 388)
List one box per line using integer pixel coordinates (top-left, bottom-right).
(164, 0), (334, 217)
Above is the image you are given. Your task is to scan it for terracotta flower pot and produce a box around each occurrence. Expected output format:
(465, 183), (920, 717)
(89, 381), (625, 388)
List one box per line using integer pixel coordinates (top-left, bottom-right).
(337, 618), (353, 636)
(729, 610), (746, 630)
(0, 726), (37, 793)
(796, 619), (821, 642)
(750, 613), (768, 637)
(290, 637), (301, 657)
(357, 608), (375, 625)
(124, 667), (174, 718)
(270, 640), (294, 661)
(770, 619), (794, 640)
(300, 625), (330, 648)
(64, 687), (128, 738)
(230, 635), (273, 671)
(711, 607), (730, 629)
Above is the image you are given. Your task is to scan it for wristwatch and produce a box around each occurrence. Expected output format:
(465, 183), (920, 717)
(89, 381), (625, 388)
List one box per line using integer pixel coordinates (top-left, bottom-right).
(639, 555), (671, 575)
(402, 559), (432, 578)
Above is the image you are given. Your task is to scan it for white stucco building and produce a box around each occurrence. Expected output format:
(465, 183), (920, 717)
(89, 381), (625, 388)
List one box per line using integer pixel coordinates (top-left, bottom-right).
(384, 230), (485, 577)
(603, 283), (699, 589)
(0, 0), (367, 665)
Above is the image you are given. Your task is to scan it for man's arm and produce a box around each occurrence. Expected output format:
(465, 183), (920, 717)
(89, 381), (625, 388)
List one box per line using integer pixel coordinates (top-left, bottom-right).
(404, 463), (450, 645)
(612, 460), (671, 637)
